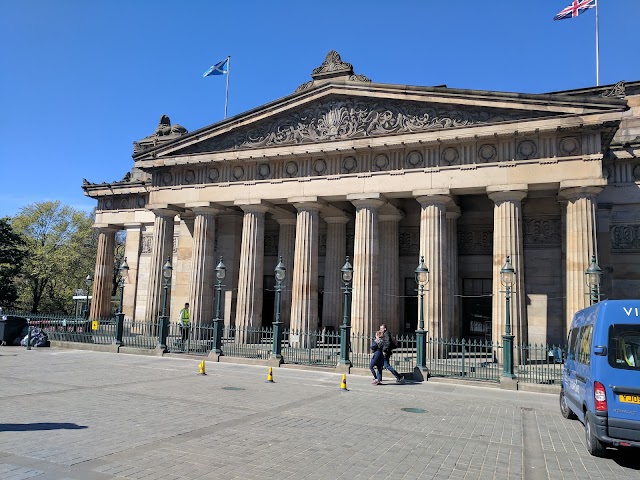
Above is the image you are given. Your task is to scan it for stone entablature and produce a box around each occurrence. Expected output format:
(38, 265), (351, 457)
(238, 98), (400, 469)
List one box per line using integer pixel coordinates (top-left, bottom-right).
(146, 130), (600, 189)
(97, 193), (148, 211)
(610, 224), (640, 253)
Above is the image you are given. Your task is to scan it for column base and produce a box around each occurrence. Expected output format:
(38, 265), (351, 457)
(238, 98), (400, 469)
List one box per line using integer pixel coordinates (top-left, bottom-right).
(268, 355), (284, 367)
(208, 351), (223, 362)
(500, 376), (518, 390)
(336, 361), (351, 374)
(413, 366), (429, 382)
(155, 345), (167, 356)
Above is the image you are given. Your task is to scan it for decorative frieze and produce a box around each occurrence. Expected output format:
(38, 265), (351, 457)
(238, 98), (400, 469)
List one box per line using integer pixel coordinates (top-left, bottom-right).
(523, 217), (561, 248)
(264, 233), (279, 256)
(399, 227), (420, 257)
(458, 226), (493, 255)
(100, 194), (147, 211)
(141, 234), (178, 255)
(610, 224), (640, 252)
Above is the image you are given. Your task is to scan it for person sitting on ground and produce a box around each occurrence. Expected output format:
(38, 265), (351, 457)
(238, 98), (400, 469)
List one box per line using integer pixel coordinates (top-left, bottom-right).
(370, 329), (385, 385)
(380, 323), (404, 384)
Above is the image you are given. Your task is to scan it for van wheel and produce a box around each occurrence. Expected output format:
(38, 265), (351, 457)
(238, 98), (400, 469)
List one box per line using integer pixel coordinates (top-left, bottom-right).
(560, 388), (576, 419)
(585, 414), (606, 457)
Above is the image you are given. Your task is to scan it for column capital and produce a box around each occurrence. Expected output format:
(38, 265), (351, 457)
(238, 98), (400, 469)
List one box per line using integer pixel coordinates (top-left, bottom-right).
(149, 205), (182, 217)
(234, 200), (271, 214)
(487, 185), (527, 203)
(323, 216), (350, 224)
(275, 217), (297, 226)
(415, 194), (451, 207)
(446, 205), (461, 220)
(559, 179), (606, 201)
(292, 201), (324, 212)
(92, 224), (120, 233)
(185, 202), (225, 215)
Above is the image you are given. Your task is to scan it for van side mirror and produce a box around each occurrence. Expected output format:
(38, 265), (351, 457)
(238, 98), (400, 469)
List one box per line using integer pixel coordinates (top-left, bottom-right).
(594, 346), (607, 356)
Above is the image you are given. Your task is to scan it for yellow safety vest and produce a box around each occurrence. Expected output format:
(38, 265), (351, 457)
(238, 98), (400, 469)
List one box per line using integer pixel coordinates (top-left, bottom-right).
(179, 308), (190, 325)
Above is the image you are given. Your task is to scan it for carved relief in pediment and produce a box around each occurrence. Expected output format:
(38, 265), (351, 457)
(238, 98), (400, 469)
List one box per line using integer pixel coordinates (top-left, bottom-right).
(174, 97), (554, 156)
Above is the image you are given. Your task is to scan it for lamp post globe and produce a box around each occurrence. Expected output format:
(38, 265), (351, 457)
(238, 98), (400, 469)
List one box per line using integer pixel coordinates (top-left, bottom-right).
(585, 255), (603, 305)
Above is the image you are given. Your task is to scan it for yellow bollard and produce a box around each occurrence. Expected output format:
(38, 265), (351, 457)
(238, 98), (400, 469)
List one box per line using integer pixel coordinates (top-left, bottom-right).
(199, 360), (206, 375)
(340, 374), (348, 391)
(266, 367), (274, 383)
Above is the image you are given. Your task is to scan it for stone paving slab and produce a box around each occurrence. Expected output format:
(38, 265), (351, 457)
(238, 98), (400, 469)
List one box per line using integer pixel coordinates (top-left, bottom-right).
(0, 348), (639, 479)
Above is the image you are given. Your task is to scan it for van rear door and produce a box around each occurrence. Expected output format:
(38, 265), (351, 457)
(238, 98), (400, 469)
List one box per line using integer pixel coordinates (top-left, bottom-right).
(606, 324), (640, 442)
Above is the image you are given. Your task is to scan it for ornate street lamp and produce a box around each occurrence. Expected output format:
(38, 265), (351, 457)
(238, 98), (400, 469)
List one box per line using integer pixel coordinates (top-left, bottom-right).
(338, 256), (353, 370)
(500, 255), (516, 379)
(585, 255), (603, 306)
(270, 257), (286, 365)
(114, 257), (129, 346)
(84, 274), (92, 320)
(415, 256), (429, 373)
(158, 256), (172, 351)
(212, 257), (226, 355)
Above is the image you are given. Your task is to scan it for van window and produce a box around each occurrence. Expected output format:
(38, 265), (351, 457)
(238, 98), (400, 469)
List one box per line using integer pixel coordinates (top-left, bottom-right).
(608, 325), (640, 371)
(567, 328), (580, 360)
(577, 325), (593, 365)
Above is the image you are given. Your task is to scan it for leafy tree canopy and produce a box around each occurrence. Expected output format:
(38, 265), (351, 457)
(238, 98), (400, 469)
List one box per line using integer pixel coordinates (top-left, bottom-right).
(11, 201), (96, 313)
(0, 217), (26, 308)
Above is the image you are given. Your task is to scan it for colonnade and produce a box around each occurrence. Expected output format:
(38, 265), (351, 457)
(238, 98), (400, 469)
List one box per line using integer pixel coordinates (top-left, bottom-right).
(90, 183), (604, 343)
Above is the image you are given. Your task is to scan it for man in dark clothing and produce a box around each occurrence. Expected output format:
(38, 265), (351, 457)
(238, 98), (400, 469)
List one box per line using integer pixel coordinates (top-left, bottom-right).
(380, 324), (404, 384)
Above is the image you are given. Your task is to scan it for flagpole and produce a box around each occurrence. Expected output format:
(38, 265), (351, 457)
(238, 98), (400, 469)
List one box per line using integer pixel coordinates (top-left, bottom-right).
(224, 56), (230, 119)
(595, 0), (600, 86)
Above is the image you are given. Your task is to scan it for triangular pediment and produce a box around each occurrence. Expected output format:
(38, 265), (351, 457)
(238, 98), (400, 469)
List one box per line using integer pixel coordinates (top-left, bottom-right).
(135, 82), (626, 162)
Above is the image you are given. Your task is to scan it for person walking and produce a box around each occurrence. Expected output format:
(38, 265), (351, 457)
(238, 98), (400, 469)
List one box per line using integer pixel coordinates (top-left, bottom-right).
(178, 303), (190, 348)
(380, 323), (404, 384)
(370, 330), (385, 385)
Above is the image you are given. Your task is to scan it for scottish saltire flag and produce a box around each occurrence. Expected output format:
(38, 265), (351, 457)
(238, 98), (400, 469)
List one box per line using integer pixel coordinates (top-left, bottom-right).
(203, 58), (229, 77)
(554, 0), (595, 20)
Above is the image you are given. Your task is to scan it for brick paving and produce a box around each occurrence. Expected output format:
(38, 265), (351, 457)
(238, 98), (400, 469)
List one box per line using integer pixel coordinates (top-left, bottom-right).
(0, 348), (639, 479)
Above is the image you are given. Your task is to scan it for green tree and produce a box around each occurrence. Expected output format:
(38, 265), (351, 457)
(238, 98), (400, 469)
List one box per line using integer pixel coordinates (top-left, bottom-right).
(0, 217), (27, 308)
(12, 201), (97, 313)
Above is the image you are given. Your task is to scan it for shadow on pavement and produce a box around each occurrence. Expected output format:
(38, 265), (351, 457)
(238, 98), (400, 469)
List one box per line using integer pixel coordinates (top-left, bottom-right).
(611, 448), (640, 469)
(0, 423), (88, 432)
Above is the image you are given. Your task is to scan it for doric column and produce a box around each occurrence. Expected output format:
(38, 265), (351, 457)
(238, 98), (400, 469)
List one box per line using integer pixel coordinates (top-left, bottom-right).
(446, 206), (461, 339)
(289, 201), (322, 342)
(559, 183), (604, 330)
(322, 216), (349, 330)
(123, 224), (142, 321)
(415, 191), (450, 341)
(276, 217), (296, 327)
(379, 211), (403, 334)
(348, 194), (385, 341)
(235, 203), (269, 332)
(488, 186), (527, 346)
(187, 206), (220, 326)
(90, 226), (117, 321)
(145, 208), (178, 323)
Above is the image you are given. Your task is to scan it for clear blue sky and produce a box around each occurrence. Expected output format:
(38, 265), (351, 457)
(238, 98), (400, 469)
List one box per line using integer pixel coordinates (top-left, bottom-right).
(1, 0), (639, 219)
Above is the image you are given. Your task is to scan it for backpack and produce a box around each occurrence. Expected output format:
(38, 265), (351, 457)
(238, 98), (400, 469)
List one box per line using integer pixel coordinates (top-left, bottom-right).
(389, 335), (399, 351)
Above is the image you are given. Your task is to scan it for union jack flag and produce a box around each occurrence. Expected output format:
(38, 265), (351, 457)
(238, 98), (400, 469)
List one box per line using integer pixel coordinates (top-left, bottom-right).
(554, 0), (596, 20)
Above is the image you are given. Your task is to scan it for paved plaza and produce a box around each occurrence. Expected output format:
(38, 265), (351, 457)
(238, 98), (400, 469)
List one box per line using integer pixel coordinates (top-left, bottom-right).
(0, 348), (639, 479)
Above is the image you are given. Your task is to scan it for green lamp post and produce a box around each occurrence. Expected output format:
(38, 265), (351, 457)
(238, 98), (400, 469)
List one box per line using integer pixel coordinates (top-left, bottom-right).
(500, 256), (516, 379)
(415, 256), (429, 371)
(158, 257), (172, 352)
(114, 257), (129, 346)
(339, 257), (353, 369)
(271, 257), (286, 364)
(212, 257), (226, 355)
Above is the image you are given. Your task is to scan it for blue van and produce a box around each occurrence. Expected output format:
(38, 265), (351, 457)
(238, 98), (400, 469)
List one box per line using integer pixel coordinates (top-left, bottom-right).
(560, 300), (640, 456)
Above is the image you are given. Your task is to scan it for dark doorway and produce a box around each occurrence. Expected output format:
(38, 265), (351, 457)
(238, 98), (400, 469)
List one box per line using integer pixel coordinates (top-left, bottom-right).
(461, 278), (492, 341)
(317, 276), (324, 331)
(262, 275), (275, 327)
(403, 278), (418, 334)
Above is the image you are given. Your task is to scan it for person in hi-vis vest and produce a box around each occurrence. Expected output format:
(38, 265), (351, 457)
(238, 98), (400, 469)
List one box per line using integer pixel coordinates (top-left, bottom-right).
(179, 303), (190, 345)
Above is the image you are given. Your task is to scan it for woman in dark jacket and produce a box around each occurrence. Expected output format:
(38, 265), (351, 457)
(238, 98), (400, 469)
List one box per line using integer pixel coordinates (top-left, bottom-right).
(370, 330), (384, 385)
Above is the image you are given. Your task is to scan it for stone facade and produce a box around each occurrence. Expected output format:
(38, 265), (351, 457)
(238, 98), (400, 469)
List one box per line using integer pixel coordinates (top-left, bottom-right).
(83, 51), (640, 346)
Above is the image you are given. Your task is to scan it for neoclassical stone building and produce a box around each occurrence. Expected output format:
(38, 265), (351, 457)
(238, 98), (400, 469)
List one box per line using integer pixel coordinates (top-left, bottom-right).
(83, 51), (640, 346)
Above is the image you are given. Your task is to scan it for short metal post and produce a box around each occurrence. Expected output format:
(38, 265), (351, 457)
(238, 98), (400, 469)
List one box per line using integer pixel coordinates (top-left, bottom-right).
(461, 338), (466, 377)
(114, 312), (124, 346)
(502, 284), (515, 379)
(158, 284), (169, 352)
